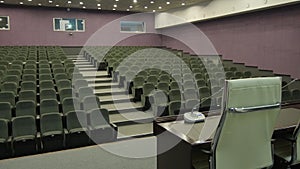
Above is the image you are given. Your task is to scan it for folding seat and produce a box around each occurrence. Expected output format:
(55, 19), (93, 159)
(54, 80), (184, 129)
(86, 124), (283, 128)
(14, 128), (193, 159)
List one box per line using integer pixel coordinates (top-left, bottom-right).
(39, 99), (59, 115)
(52, 64), (64, 69)
(150, 90), (169, 117)
(3, 75), (19, 85)
(39, 74), (53, 81)
(56, 79), (71, 92)
(282, 90), (292, 103)
(62, 97), (81, 115)
(54, 73), (68, 83)
(0, 119), (10, 159)
(243, 71), (252, 78)
(120, 71), (135, 89)
(182, 68), (191, 74)
(196, 79), (206, 88)
(0, 65), (7, 73)
(0, 60), (9, 67)
(26, 60), (36, 65)
(39, 68), (51, 74)
(194, 73), (204, 80)
(78, 87), (94, 102)
(23, 69), (36, 75)
(183, 73), (194, 82)
(7, 69), (22, 79)
(15, 100), (36, 117)
(183, 88), (200, 110)
(141, 83), (155, 109)
(64, 63), (75, 69)
(183, 80), (196, 90)
(229, 66), (237, 72)
(159, 74), (171, 83)
(292, 89), (300, 101)
(146, 75), (159, 86)
(157, 82), (170, 94)
(22, 74), (36, 82)
(20, 81), (36, 92)
(2, 82), (18, 95)
(53, 68), (65, 75)
(137, 70), (148, 79)
(89, 108), (117, 144)
(131, 76), (145, 101)
(51, 60), (62, 65)
(40, 89), (57, 101)
(169, 89), (182, 102)
(11, 116), (37, 156)
(225, 71), (234, 79)
(199, 86), (211, 99)
(149, 69), (161, 76)
(65, 110), (89, 148)
(24, 64), (37, 70)
(39, 64), (50, 69)
(234, 71), (243, 79)
(18, 90), (36, 102)
(59, 88), (76, 102)
(114, 66), (128, 82)
(40, 113), (64, 152)
(82, 95), (101, 113)
(0, 102), (12, 121)
(39, 80), (55, 90)
(10, 64), (23, 71)
(71, 73), (84, 81)
(74, 79), (89, 91)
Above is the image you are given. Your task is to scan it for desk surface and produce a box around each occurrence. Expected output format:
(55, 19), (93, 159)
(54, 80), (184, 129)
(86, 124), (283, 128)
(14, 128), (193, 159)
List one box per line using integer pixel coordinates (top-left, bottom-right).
(157, 108), (300, 145)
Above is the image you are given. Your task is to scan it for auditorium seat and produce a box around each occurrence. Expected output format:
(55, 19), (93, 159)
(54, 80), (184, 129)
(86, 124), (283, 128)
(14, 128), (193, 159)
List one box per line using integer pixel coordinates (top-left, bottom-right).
(131, 76), (145, 101)
(62, 97), (81, 115)
(141, 83), (155, 109)
(40, 99), (59, 115)
(89, 108), (117, 144)
(15, 100), (36, 117)
(151, 90), (169, 117)
(39, 80), (55, 91)
(40, 89), (57, 101)
(18, 90), (36, 102)
(78, 86), (94, 102)
(56, 79), (71, 92)
(12, 116), (37, 156)
(0, 119), (10, 159)
(1, 82), (18, 95)
(82, 95), (101, 113)
(0, 102), (12, 121)
(0, 91), (15, 107)
(65, 110), (90, 148)
(40, 113), (64, 152)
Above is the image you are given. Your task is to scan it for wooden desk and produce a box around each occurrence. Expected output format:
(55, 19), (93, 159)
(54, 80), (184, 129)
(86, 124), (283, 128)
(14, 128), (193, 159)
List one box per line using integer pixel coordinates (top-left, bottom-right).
(154, 107), (300, 169)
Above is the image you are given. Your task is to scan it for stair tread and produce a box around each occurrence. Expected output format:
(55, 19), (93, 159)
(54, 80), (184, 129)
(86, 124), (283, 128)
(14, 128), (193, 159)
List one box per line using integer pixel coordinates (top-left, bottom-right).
(110, 111), (154, 123)
(101, 102), (143, 111)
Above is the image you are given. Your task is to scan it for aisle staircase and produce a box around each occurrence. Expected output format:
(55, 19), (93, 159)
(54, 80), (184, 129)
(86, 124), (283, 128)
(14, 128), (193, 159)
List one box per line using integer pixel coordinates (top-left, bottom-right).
(69, 54), (154, 139)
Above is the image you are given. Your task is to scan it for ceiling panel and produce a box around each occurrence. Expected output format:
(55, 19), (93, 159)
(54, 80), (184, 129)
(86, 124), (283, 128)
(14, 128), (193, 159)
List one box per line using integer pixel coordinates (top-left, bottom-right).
(0, 0), (211, 12)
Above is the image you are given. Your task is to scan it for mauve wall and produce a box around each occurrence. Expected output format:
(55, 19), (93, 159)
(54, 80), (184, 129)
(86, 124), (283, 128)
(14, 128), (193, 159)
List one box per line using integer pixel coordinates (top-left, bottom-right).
(161, 4), (300, 79)
(0, 6), (161, 46)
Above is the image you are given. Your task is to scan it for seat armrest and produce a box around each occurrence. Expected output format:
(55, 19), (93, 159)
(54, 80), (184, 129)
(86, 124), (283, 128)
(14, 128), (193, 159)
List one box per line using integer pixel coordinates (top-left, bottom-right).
(110, 123), (118, 132)
(201, 149), (212, 155)
(64, 128), (69, 135)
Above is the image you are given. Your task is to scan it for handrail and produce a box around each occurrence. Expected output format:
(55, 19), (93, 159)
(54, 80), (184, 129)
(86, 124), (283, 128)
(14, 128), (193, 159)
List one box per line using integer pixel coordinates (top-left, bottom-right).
(229, 102), (281, 113)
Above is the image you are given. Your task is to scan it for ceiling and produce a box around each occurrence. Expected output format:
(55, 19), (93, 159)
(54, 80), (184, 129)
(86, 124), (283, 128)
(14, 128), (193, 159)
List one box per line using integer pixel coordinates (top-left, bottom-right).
(0, 0), (211, 12)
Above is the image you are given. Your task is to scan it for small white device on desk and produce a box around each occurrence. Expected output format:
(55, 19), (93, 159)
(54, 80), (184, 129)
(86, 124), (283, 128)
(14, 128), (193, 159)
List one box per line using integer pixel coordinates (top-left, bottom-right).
(184, 111), (205, 123)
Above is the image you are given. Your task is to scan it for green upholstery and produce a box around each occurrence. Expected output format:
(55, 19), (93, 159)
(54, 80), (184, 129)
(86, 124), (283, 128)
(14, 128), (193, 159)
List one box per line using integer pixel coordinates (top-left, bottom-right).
(0, 119), (8, 143)
(19, 90), (36, 102)
(0, 91), (15, 107)
(211, 77), (281, 169)
(151, 90), (168, 117)
(40, 99), (59, 115)
(39, 80), (55, 90)
(40, 89), (57, 101)
(0, 102), (12, 120)
(62, 97), (81, 115)
(78, 87), (94, 101)
(15, 100), (36, 117)
(141, 83), (155, 108)
(82, 95), (101, 112)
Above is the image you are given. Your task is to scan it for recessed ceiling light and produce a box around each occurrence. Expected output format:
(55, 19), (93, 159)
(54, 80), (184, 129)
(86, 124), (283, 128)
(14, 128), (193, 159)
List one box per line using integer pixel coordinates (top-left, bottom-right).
(158, 6), (162, 9)
(126, 9), (130, 11)
(38, 3), (42, 6)
(49, 0), (52, 3)
(0, 1), (4, 3)
(98, 7), (101, 10)
(97, 3), (101, 6)
(113, 8), (116, 10)
(113, 4), (117, 7)
(67, 1), (72, 4)
(56, 4), (59, 7)
(166, 1), (170, 5)
(150, 1), (154, 4)
(181, 2), (185, 6)
(144, 6), (148, 9)
(19, 2), (24, 4)
(133, 0), (137, 3)
(115, 0), (119, 1)
(28, 0), (32, 2)
(153, 10), (156, 12)
(129, 5), (133, 8)
(79, 2), (83, 5)
(82, 6), (86, 9)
